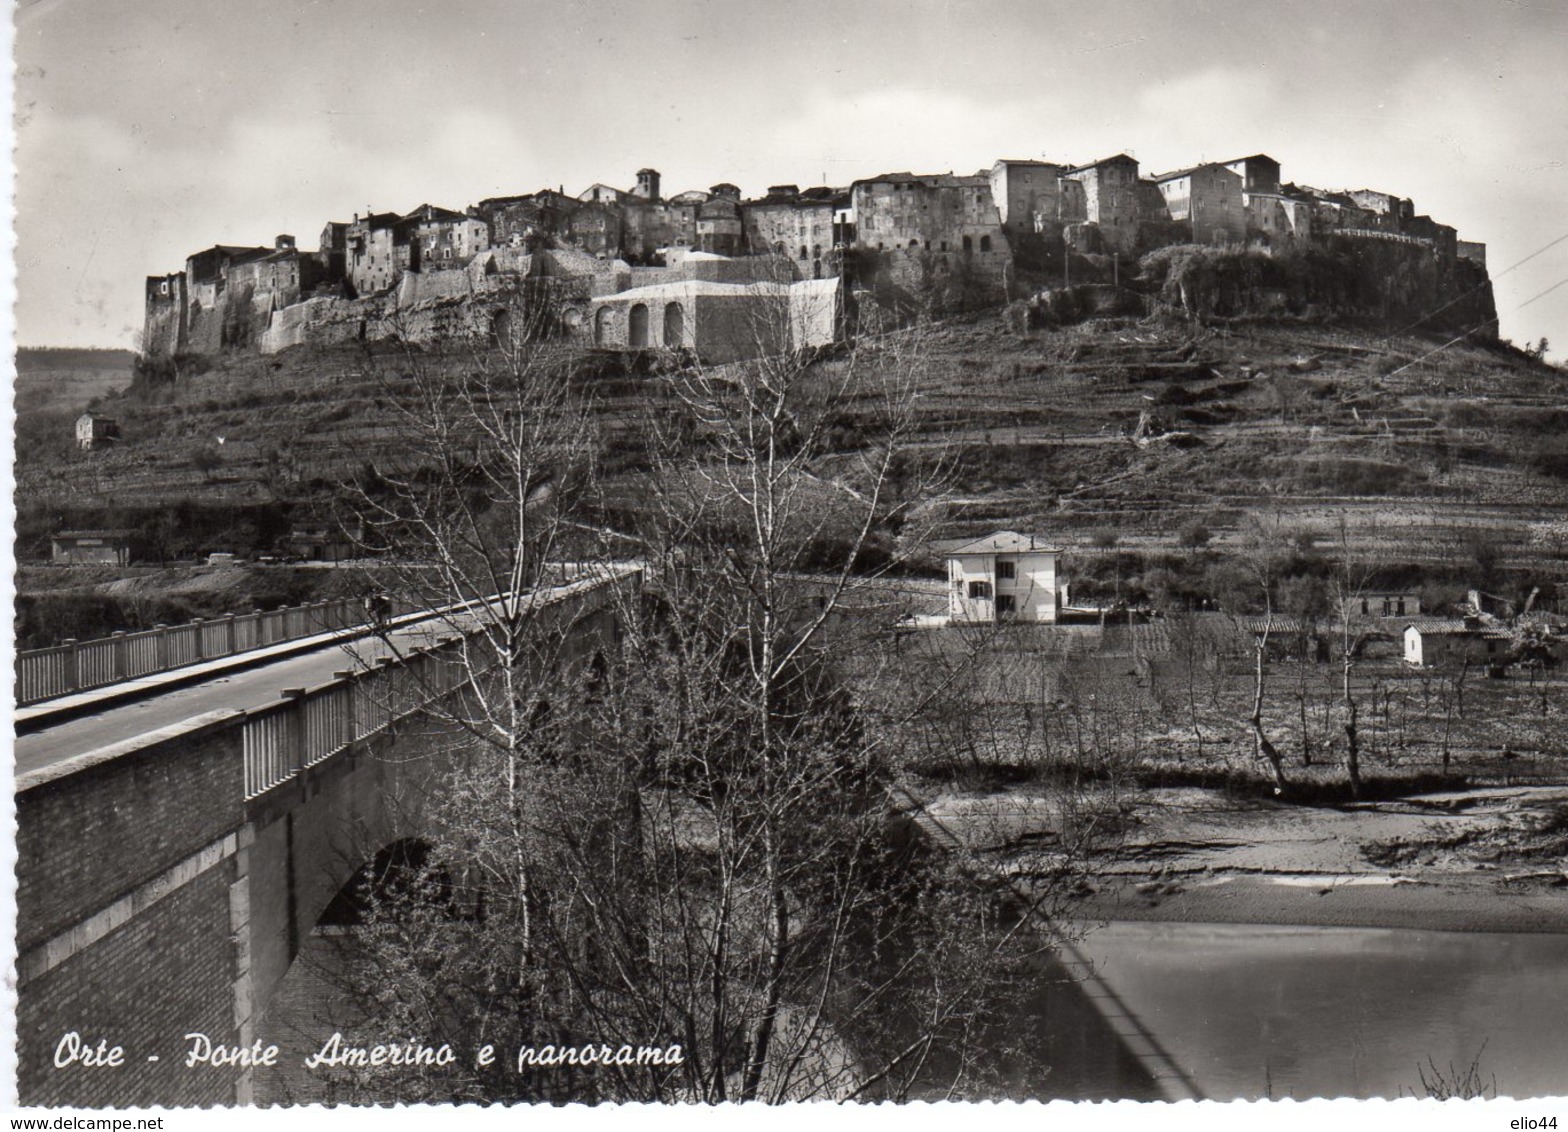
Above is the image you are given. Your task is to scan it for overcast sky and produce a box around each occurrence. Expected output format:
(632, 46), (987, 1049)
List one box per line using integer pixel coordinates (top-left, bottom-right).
(13, 0), (1568, 356)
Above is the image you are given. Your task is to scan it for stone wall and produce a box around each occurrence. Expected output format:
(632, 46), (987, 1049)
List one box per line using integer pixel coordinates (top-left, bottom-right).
(142, 274), (187, 356)
(16, 713), (247, 1106)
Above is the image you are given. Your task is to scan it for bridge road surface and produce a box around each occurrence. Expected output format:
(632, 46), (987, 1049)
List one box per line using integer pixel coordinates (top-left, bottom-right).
(15, 614), (479, 780)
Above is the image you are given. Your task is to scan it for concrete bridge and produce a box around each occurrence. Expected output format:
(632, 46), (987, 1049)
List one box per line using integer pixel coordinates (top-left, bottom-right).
(13, 569), (637, 1107)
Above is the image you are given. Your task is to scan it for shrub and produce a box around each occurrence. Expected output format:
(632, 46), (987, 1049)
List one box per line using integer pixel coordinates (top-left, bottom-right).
(1176, 521), (1212, 548)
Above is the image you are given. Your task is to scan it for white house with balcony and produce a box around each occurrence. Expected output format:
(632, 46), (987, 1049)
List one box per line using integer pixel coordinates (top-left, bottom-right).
(947, 531), (1064, 623)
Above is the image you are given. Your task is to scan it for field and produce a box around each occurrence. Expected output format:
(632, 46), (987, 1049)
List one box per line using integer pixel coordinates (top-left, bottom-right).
(851, 616), (1568, 934)
(14, 347), (135, 413)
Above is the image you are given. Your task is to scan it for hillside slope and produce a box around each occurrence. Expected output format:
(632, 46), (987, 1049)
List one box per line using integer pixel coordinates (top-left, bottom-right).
(15, 293), (1565, 607)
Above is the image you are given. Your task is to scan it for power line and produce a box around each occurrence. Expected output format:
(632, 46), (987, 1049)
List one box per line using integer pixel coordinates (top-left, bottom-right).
(1517, 275), (1568, 311)
(1384, 270), (1568, 379)
(1386, 229), (1568, 341)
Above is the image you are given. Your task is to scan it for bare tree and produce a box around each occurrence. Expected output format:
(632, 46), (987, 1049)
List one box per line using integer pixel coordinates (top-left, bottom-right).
(304, 291), (1078, 1104)
(1326, 514), (1385, 799)
(1223, 518), (1291, 795)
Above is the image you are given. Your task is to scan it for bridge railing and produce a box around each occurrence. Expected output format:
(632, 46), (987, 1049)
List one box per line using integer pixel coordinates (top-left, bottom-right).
(240, 567), (639, 800)
(15, 598), (373, 707)
(243, 639), (474, 799)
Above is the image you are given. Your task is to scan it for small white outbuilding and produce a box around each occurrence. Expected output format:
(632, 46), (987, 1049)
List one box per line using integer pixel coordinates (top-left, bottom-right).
(946, 531), (1064, 624)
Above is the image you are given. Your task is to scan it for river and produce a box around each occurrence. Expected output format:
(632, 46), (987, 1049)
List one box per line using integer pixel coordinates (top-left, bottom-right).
(1041, 921), (1568, 1101)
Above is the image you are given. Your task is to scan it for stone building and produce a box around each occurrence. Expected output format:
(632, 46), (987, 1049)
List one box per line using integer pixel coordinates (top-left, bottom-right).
(623, 200), (696, 259)
(1403, 214), (1460, 261)
(51, 529), (133, 566)
(227, 236), (331, 308)
(345, 211), (404, 296)
(140, 147), (1490, 362)
(578, 182), (630, 206)
(318, 222), (349, 283)
(987, 159), (1069, 238)
(1061, 155), (1142, 251)
(476, 192), (580, 249)
(1243, 190), (1315, 244)
(741, 186), (842, 277)
(1298, 188), (1375, 233)
(143, 271), (189, 355)
(75, 412), (120, 451)
(850, 172), (1008, 259)
(1458, 240), (1487, 267)
(1222, 154), (1282, 194)
(568, 202), (624, 257)
(476, 196), (546, 248)
(587, 250), (839, 362)
(394, 204), (489, 270)
(1403, 619), (1511, 667)
(1154, 162), (1246, 245)
(694, 196), (745, 256)
(631, 167), (661, 202)
(1347, 189), (1415, 229)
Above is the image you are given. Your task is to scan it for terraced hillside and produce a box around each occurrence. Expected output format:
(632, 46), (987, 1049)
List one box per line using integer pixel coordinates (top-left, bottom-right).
(14, 307), (1567, 609)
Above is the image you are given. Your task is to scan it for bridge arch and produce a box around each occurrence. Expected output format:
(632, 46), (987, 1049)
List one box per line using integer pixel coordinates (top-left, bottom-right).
(316, 837), (453, 927)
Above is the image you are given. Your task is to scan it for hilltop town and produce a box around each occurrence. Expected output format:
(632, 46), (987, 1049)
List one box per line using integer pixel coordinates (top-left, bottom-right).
(143, 152), (1495, 362)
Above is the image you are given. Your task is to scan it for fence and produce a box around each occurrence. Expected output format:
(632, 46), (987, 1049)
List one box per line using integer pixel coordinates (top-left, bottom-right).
(15, 598), (372, 707)
(241, 638), (474, 799)
(238, 567), (640, 799)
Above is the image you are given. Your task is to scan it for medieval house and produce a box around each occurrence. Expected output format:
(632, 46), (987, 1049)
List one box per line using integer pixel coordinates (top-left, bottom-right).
(142, 151), (1486, 361)
(1061, 155), (1142, 251)
(1154, 162), (1247, 245)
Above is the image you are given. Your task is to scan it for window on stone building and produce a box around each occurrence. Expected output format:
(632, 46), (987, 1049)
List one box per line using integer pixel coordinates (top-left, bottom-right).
(996, 560), (1016, 580)
(962, 235), (973, 252)
(967, 581), (992, 600)
(940, 241), (948, 252)
(800, 246), (808, 260)
(909, 240), (919, 249)
(980, 235), (992, 252)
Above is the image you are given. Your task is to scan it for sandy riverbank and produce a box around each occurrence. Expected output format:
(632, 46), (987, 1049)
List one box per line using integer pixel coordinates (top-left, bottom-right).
(1077, 783), (1568, 933)
(1067, 870), (1568, 934)
(927, 782), (1568, 935)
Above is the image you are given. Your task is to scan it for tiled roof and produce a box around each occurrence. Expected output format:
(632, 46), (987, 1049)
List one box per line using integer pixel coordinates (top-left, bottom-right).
(1233, 615), (1309, 634)
(1404, 619), (1510, 639)
(947, 531), (1062, 556)
(1065, 154), (1137, 174)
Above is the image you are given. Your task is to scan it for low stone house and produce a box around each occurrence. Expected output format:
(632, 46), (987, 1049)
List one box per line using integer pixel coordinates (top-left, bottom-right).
(75, 412), (121, 451)
(51, 530), (133, 566)
(1403, 619), (1512, 667)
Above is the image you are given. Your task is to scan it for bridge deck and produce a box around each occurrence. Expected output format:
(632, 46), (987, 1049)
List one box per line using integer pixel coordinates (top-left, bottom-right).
(14, 618), (462, 780)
